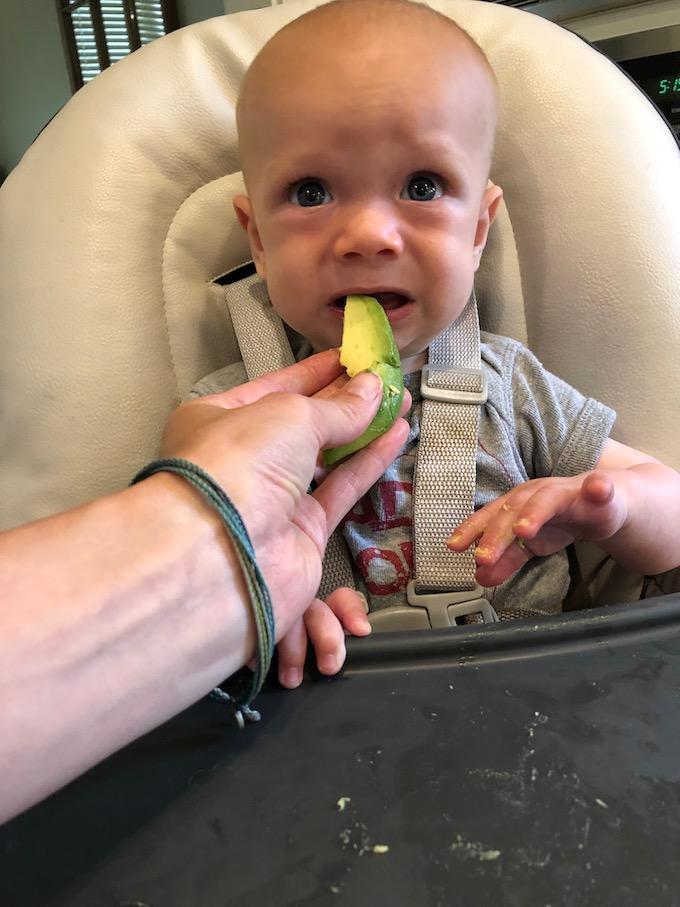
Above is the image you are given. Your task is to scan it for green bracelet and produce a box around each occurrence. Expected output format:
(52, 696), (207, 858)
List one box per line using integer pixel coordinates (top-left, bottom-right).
(130, 457), (275, 728)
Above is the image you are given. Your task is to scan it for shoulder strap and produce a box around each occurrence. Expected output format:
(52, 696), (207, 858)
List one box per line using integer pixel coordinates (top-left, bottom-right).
(370, 294), (495, 631)
(223, 269), (355, 597)
(223, 267), (296, 377)
(414, 293), (484, 593)
(223, 269), (491, 625)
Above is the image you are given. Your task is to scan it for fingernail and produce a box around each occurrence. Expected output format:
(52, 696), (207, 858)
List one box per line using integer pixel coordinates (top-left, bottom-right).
(356, 591), (369, 614)
(346, 370), (382, 400)
(319, 654), (341, 675)
(281, 668), (301, 688)
(354, 617), (371, 635)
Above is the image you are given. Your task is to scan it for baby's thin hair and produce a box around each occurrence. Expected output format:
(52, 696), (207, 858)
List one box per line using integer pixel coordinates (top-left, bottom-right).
(238, 0), (498, 123)
(264, 0), (496, 86)
(237, 0), (499, 185)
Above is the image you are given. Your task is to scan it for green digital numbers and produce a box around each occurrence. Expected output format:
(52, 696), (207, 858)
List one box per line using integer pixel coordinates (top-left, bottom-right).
(659, 77), (680, 96)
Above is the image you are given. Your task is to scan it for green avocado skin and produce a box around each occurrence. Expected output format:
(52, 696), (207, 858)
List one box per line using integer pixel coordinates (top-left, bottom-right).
(323, 296), (405, 467)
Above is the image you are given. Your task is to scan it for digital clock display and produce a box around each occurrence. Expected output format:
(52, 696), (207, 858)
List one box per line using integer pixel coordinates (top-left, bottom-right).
(658, 76), (680, 96)
(619, 51), (680, 139)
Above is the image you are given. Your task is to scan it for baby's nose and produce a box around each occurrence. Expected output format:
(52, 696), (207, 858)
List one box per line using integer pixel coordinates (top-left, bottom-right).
(334, 204), (404, 259)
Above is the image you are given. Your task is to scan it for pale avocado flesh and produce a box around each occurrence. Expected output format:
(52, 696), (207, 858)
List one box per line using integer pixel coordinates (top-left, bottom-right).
(323, 295), (405, 466)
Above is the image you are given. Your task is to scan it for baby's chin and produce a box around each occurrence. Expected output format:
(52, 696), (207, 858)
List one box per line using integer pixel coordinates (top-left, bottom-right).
(310, 334), (343, 354)
(399, 350), (429, 374)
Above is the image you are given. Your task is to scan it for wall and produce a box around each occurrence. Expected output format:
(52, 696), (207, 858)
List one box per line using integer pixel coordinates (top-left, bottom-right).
(177, 0), (226, 24)
(0, 0), (255, 180)
(223, 0), (269, 12)
(526, 0), (680, 39)
(0, 1), (72, 180)
(178, 0), (268, 23)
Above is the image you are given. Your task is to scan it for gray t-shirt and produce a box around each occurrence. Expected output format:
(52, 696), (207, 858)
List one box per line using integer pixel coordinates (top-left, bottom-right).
(190, 331), (616, 616)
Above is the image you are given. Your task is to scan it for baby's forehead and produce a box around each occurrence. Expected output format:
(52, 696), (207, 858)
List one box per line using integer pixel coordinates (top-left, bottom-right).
(238, 3), (496, 124)
(236, 1), (498, 186)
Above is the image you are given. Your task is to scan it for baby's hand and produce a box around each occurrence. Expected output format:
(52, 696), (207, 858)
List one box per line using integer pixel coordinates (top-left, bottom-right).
(447, 471), (630, 587)
(276, 587), (371, 689)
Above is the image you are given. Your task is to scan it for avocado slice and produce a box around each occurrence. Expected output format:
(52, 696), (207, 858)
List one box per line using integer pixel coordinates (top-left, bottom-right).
(323, 295), (405, 466)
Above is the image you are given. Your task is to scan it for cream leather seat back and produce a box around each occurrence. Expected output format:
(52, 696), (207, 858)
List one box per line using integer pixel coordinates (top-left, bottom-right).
(1, 0), (679, 531)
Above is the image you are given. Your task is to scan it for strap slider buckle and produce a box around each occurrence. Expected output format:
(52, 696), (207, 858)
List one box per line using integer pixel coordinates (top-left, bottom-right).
(421, 364), (488, 405)
(406, 581), (498, 628)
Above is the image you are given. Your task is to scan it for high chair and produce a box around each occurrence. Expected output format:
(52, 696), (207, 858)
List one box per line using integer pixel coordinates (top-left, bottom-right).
(1, 0), (679, 613)
(3, 5), (680, 903)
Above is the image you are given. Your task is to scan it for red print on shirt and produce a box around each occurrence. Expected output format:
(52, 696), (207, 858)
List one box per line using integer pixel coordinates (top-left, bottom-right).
(357, 541), (413, 595)
(344, 481), (413, 531)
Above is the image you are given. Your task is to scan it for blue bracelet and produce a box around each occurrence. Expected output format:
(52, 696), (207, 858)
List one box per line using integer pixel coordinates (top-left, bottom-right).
(130, 457), (275, 728)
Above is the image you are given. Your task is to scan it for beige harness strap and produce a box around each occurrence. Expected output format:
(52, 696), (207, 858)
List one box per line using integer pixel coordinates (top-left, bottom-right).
(224, 271), (296, 377)
(372, 294), (496, 631)
(224, 272), (492, 627)
(224, 271), (355, 596)
(414, 295), (485, 593)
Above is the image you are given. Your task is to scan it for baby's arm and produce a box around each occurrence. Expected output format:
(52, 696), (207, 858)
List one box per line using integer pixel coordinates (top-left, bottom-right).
(448, 439), (680, 587)
(276, 588), (371, 689)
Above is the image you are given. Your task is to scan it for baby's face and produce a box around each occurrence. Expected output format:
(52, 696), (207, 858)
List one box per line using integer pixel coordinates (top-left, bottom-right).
(236, 16), (501, 372)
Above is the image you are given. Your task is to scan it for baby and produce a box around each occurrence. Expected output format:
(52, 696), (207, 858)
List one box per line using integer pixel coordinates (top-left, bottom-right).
(194, 0), (680, 686)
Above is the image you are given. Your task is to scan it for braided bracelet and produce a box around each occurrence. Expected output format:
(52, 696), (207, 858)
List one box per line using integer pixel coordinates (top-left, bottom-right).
(130, 458), (275, 729)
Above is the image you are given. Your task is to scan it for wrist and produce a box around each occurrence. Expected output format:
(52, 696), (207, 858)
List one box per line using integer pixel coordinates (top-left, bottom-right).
(120, 474), (257, 684)
(600, 464), (680, 573)
(0, 476), (259, 818)
(130, 462), (274, 716)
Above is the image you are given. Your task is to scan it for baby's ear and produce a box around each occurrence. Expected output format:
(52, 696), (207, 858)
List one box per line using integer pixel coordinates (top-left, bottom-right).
(233, 195), (267, 279)
(473, 183), (503, 270)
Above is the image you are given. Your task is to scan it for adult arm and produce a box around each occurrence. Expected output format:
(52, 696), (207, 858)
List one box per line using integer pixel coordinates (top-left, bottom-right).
(0, 349), (409, 823)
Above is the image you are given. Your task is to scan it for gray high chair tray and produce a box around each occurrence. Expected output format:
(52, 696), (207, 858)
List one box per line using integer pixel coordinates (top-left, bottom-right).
(3, 595), (680, 907)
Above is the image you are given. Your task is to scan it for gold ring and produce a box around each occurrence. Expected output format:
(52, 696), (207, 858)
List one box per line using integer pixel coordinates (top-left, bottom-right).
(515, 536), (527, 551)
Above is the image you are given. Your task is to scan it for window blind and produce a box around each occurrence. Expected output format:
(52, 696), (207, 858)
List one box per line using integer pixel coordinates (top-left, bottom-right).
(59, 0), (177, 90)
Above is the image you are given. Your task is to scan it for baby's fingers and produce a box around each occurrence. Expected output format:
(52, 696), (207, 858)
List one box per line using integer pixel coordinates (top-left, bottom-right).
(304, 598), (350, 676)
(580, 471), (615, 506)
(447, 511), (490, 551)
(511, 478), (610, 542)
(325, 587), (372, 636)
(277, 617), (308, 689)
(449, 488), (546, 568)
(475, 540), (532, 587)
(447, 496), (517, 557)
(510, 484), (575, 542)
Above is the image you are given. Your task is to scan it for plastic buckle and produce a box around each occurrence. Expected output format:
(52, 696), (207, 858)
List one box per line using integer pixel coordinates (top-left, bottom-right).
(420, 364), (488, 405)
(407, 580), (498, 628)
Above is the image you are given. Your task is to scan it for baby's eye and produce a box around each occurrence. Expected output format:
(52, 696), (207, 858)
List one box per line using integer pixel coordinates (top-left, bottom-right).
(401, 174), (444, 202)
(290, 180), (332, 207)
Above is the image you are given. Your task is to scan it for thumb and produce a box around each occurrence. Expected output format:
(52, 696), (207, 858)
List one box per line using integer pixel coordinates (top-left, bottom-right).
(311, 371), (383, 448)
(581, 471), (615, 506)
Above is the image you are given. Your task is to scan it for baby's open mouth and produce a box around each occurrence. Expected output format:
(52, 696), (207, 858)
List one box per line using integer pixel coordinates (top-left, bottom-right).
(333, 292), (410, 311)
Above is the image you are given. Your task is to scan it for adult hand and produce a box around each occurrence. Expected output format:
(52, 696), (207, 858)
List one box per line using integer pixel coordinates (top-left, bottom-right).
(0, 348), (409, 823)
(160, 347), (410, 642)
